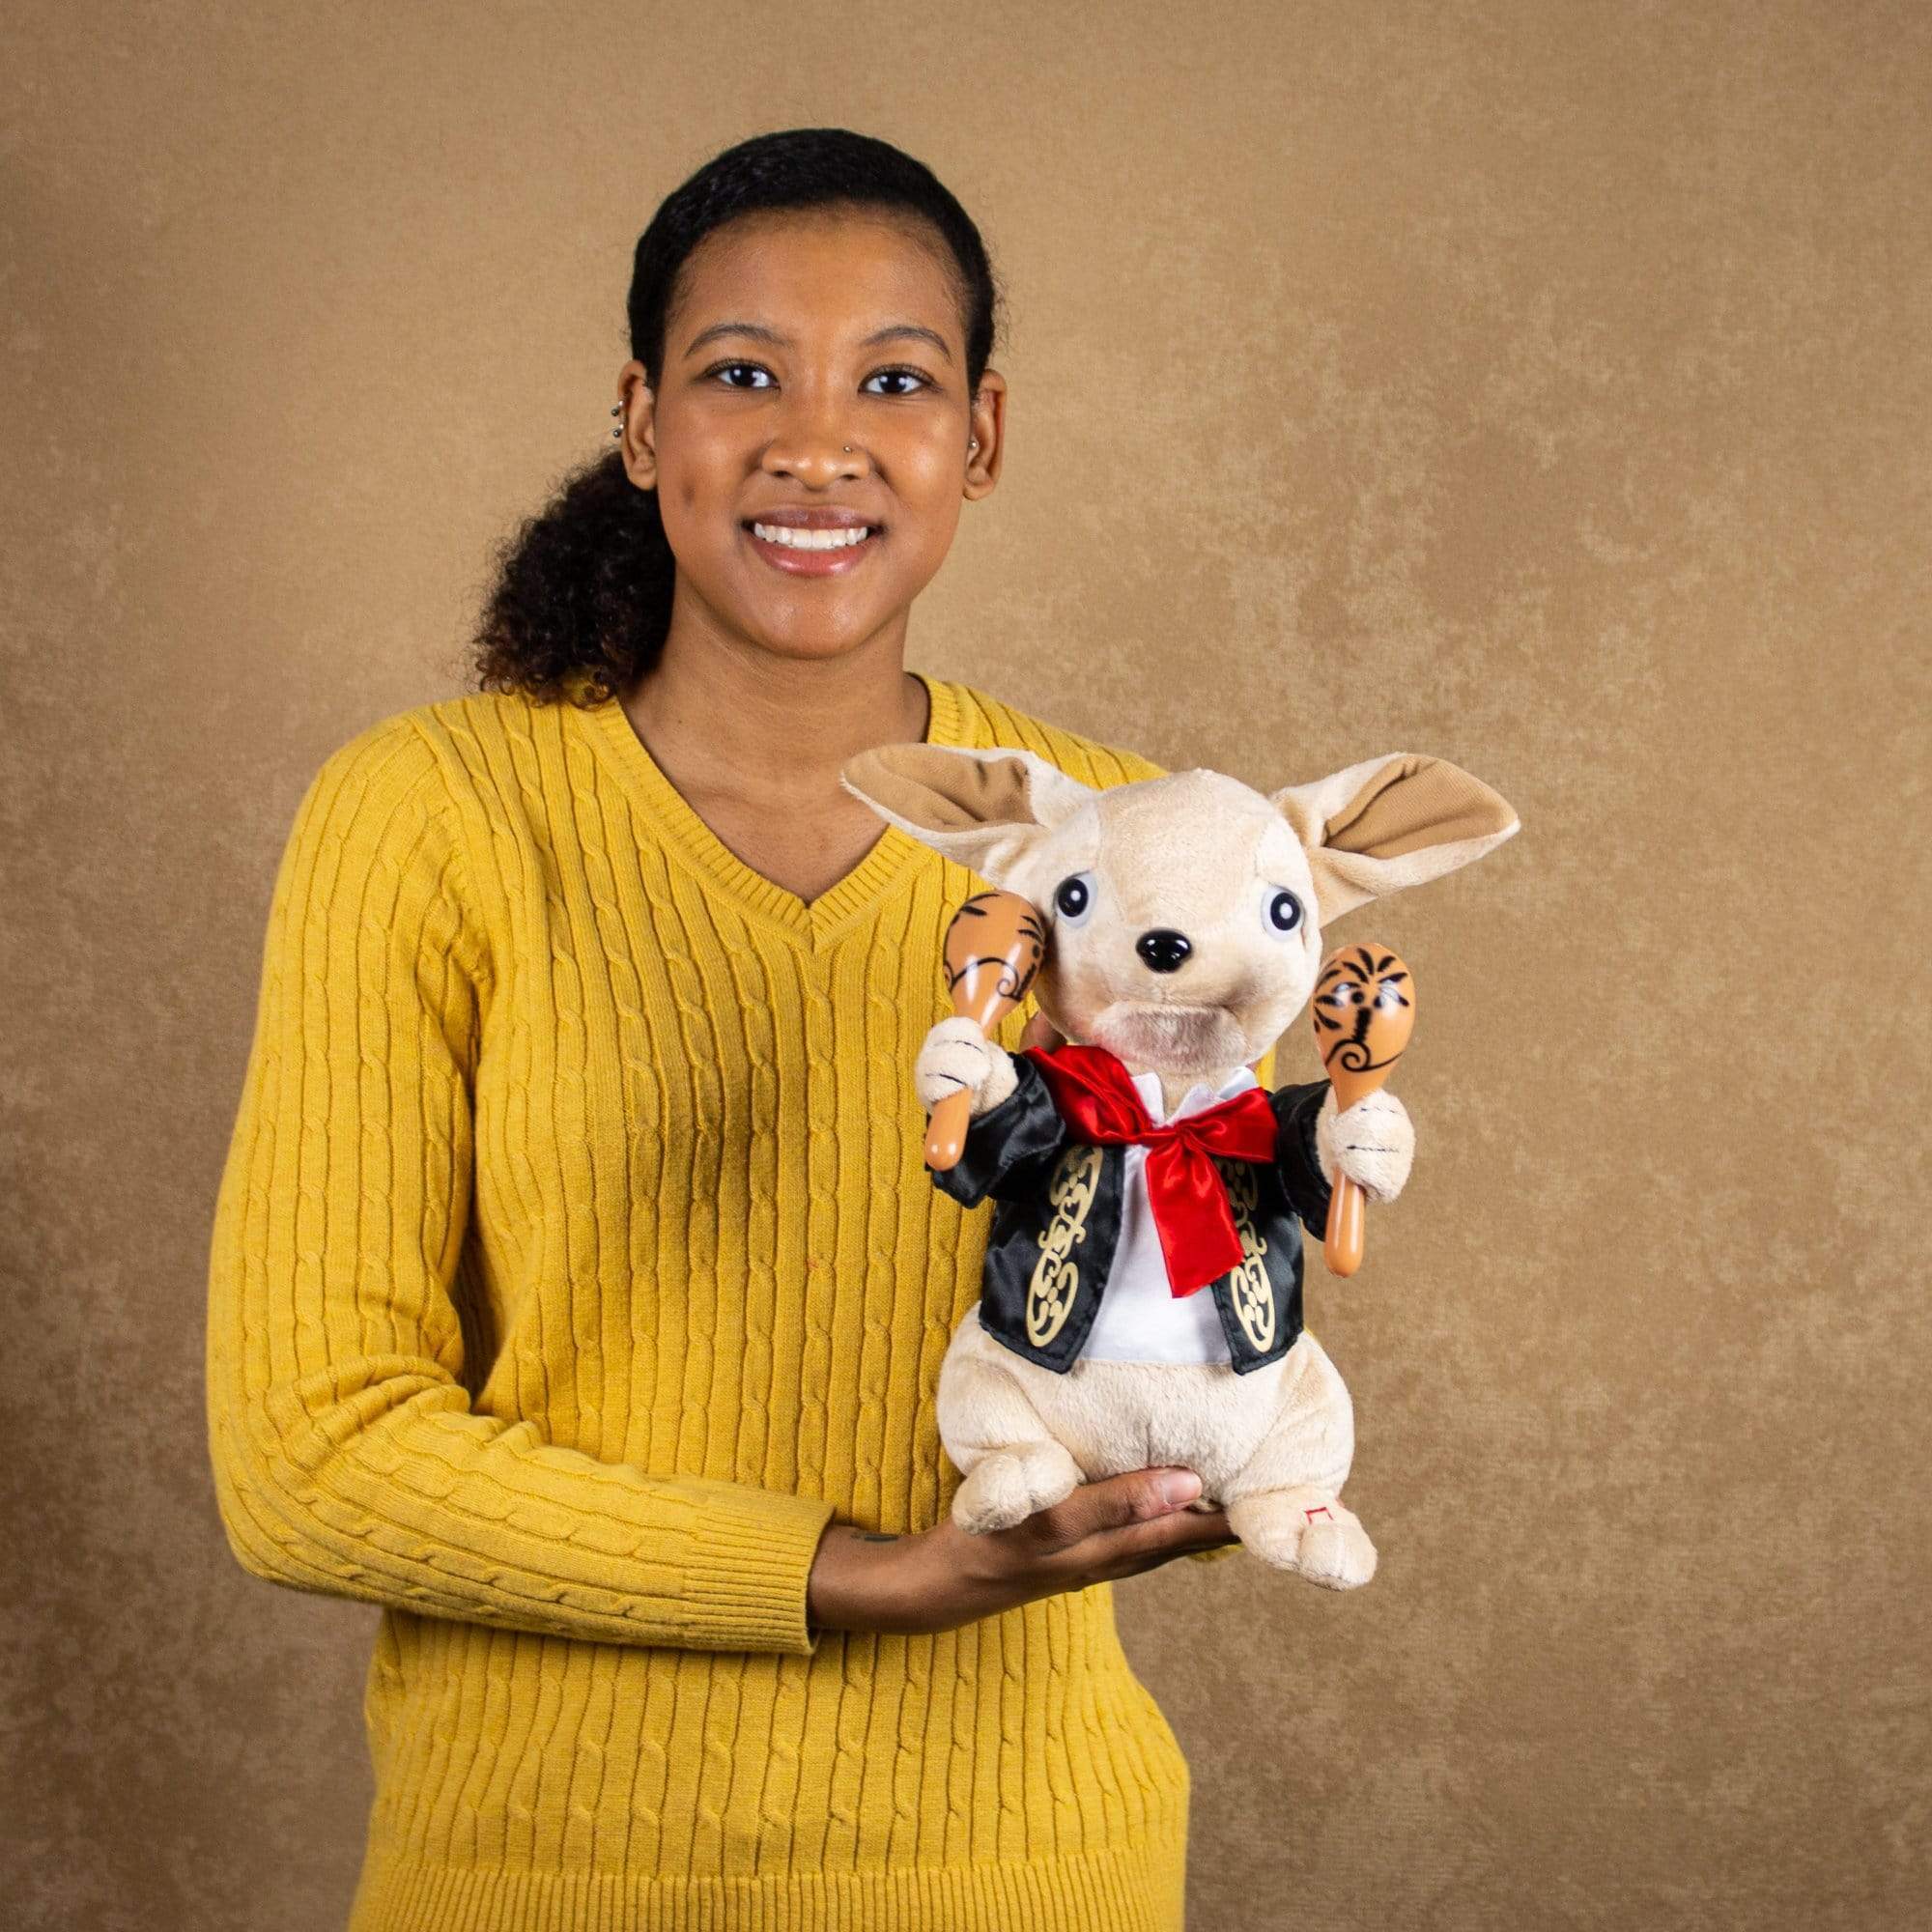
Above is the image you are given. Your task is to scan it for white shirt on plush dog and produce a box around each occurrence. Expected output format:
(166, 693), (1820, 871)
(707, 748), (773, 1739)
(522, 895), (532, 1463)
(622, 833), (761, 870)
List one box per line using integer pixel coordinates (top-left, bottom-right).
(1065, 1063), (1262, 1367)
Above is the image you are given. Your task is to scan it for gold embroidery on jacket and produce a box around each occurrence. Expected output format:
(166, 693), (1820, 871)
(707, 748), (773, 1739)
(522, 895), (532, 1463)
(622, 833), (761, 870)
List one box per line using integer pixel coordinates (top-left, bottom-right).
(1216, 1157), (1274, 1352)
(1028, 1145), (1103, 1347)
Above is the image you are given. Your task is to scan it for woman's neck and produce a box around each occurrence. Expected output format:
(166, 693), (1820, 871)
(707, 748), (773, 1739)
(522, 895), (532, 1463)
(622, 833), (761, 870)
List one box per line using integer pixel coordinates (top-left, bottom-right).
(619, 630), (930, 810)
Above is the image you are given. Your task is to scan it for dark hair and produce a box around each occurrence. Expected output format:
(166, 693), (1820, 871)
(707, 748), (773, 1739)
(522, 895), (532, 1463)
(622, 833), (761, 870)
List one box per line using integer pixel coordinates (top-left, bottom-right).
(469, 128), (1007, 709)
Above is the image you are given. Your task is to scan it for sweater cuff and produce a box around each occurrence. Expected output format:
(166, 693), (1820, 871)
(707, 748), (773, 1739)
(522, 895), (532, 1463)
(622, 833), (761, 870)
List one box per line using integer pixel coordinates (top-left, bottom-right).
(679, 1484), (839, 1656)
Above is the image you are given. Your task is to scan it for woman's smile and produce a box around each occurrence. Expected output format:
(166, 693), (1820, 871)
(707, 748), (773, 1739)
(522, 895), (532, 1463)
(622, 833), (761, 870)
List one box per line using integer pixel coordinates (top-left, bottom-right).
(742, 517), (885, 576)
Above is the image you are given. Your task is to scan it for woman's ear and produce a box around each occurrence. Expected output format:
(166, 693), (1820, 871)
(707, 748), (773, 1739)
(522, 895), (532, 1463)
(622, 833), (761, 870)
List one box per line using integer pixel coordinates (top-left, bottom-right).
(965, 370), (1008, 497)
(1269, 753), (1520, 925)
(616, 358), (658, 491)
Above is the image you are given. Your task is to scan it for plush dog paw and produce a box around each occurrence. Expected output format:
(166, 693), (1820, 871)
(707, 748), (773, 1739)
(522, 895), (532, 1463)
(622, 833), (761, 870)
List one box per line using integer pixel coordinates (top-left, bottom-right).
(1295, 1508), (1378, 1589)
(1226, 1491), (1378, 1589)
(1316, 1087), (1413, 1204)
(952, 1440), (1084, 1533)
(916, 1016), (1018, 1118)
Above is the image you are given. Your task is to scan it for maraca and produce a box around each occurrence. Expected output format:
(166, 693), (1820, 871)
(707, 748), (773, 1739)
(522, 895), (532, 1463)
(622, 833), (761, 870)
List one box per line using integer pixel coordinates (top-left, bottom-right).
(924, 889), (1047, 1171)
(1309, 944), (1416, 1277)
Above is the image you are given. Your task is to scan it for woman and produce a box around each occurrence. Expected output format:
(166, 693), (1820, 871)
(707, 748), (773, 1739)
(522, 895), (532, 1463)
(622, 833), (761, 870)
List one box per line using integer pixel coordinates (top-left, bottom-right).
(206, 127), (1256, 1931)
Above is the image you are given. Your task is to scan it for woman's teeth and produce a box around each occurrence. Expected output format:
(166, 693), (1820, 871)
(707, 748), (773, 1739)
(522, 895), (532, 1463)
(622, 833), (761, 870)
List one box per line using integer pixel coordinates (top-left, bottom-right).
(750, 523), (872, 550)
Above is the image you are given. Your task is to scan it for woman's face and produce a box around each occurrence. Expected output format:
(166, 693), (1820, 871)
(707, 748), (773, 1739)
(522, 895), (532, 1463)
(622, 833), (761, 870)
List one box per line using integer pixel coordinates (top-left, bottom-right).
(617, 207), (1003, 666)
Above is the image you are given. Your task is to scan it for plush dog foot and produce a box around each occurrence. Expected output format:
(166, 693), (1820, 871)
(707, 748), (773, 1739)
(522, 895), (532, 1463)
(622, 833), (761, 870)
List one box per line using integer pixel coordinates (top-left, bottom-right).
(1224, 1492), (1306, 1571)
(1226, 1491), (1377, 1588)
(952, 1440), (1084, 1533)
(1295, 1510), (1378, 1589)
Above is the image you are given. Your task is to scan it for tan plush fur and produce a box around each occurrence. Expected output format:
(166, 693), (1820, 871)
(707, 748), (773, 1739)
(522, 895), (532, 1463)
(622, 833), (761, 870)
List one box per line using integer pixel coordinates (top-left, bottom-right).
(840, 743), (1520, 1587)
(937, 1312), (1372, 1585)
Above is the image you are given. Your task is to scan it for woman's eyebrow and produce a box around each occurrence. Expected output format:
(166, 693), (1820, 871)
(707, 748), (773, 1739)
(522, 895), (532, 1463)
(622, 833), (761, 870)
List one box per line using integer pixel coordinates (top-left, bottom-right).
(681, 320), (953, 363)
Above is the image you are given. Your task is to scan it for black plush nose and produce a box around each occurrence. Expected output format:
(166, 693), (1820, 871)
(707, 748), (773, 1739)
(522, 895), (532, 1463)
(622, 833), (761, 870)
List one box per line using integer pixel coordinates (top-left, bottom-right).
(1135, 928), (1192, 974)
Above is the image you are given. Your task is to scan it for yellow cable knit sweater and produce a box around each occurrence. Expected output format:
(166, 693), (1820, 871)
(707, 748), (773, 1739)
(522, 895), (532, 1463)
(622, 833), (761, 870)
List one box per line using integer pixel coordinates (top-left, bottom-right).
(206, 670), (1264, 1931)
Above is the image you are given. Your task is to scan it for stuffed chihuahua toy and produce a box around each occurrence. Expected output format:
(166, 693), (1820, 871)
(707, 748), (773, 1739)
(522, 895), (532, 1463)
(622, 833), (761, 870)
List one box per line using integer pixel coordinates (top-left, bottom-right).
(838, 745), (1519, 1588)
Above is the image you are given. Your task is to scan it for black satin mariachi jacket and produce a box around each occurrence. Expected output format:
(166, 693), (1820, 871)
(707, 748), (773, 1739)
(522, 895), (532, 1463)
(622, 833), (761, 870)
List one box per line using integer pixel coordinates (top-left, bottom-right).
(930, 1053), (1334, 1376)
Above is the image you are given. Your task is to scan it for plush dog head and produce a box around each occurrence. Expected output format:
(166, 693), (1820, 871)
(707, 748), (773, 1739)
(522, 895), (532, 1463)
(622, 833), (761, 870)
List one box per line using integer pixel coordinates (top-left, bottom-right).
(839, 744), (1520, 1085)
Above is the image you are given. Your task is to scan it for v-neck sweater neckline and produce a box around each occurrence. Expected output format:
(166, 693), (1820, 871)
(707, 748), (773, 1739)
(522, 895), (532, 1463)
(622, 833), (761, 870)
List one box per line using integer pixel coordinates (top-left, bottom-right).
(580, 668), (965, 954)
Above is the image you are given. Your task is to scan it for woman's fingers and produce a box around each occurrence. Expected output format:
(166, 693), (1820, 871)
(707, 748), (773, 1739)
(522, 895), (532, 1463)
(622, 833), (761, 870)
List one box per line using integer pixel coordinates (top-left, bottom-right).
(1029, 1466), (1201, 1546)
(1096, 1508), (1239, 1577)
(1020, 1468), (1236, 1579)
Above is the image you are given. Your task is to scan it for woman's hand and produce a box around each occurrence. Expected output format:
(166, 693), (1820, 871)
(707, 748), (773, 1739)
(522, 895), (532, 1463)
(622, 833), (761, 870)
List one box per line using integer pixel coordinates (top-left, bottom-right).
(806, 1467), (1240, 1637)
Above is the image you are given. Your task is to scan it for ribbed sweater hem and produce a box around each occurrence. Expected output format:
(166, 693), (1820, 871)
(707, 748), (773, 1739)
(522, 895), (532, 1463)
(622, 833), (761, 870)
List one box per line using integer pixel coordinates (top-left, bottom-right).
(348, 1837), (1189, 1931)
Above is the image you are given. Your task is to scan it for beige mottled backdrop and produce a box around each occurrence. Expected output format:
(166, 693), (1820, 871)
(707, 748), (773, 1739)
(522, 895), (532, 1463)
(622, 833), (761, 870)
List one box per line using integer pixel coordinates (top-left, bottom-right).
(4, 2), (1925, 1926)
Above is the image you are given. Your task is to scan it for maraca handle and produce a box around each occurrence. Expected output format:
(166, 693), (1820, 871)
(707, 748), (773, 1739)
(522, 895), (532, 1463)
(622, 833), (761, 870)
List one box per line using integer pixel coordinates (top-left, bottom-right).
(926, 1013), (1013, 1172)
(1323, 1174), (1366, 1276)
(924, 887), (1043, 1173)
(1311, 941), (1416, 1280)
(925, 1086), (974, 1172)
(1321, 1074), (1379, 1276)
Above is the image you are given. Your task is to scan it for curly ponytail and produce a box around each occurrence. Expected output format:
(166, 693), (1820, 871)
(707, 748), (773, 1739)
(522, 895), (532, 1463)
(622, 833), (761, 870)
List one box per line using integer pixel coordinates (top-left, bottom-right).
(469, 127), (1007, 709)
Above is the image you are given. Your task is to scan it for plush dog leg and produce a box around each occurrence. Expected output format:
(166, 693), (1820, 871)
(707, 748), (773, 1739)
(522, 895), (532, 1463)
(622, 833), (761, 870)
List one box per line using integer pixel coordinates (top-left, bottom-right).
(953, 1439), (1086, 1534)
(1220, 1331), (1377, 1587)
(936, 1328), (1085, 1533)
(1225, 1486), (1378, 1588)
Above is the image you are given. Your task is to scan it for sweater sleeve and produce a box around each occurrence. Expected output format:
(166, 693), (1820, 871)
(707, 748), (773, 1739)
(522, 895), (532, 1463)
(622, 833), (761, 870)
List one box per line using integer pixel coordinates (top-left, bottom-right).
(204, 717), (837, 1656)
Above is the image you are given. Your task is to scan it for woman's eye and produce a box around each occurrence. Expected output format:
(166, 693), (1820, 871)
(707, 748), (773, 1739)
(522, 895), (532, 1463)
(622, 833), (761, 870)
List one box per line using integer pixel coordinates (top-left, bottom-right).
(703, 362), (931, 396)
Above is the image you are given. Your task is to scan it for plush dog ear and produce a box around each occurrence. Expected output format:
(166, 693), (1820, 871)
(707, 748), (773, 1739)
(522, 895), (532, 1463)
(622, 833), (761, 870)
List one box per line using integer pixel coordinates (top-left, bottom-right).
(839, 743), (1097, 887)
(1270, 753), (1520, 925)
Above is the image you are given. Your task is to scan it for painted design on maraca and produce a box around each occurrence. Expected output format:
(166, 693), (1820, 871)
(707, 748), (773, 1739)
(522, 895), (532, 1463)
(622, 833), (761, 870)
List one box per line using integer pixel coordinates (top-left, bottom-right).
(925, 889), (1047, 1172)
(1310, 944), (1416, 1277)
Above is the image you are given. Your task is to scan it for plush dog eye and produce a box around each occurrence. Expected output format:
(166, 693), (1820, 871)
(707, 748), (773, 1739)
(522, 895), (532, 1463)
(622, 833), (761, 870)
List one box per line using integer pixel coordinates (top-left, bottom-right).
(1262, 887), (1303, 935)
(1053, 873), (1094, 924)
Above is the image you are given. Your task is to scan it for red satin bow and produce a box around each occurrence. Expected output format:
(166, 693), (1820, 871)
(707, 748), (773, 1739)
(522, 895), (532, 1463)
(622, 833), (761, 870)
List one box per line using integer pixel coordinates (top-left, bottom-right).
(1021, 1042), (1280, 1296)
